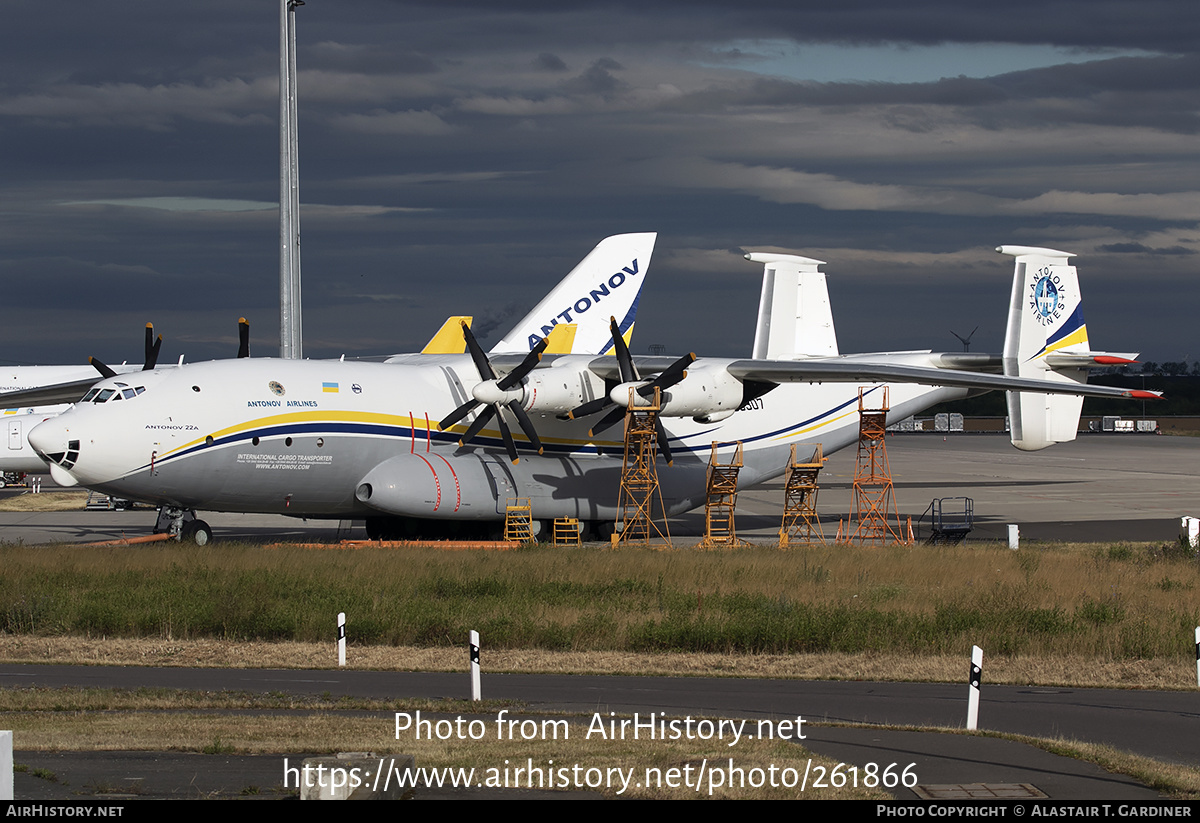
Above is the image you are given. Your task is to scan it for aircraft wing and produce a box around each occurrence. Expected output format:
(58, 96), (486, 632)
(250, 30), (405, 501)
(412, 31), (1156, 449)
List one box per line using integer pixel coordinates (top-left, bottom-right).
(723, 358), (1160, 400)
(0, 378), (104, 407)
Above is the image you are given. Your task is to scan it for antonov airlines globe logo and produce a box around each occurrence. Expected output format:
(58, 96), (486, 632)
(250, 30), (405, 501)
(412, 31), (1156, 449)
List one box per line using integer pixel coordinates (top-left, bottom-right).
(1028, 267), (1066, 327)
(1035, 278), (1059, 317)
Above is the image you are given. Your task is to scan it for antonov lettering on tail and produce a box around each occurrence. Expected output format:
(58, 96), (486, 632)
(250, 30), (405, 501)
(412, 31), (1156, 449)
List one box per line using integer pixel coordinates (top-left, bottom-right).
(12, 234), (1156, 543)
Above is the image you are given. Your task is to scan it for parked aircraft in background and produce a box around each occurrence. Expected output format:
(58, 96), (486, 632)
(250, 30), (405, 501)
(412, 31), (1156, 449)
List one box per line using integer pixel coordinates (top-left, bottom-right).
(12, 238), (1155, 542)
(0, 326), (168, 474)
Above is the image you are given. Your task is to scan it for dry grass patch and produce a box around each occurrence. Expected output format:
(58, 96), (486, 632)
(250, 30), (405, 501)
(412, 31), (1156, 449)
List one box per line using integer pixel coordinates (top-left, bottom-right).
(0, 491), (90, 513)
(0, 637), (1192, 689)
(6, 688), (1199, 799)
(3, 704), (883, 799)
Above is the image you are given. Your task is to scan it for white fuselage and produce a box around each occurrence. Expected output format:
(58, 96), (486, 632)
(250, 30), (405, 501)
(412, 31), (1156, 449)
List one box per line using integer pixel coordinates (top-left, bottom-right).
(28, 354), (966, 520)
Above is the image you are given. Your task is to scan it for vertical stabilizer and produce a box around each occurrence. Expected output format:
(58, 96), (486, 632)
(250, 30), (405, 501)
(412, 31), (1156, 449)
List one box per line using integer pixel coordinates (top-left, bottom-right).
(998, 245), (1089, 451)
(491, 233), (656, 356)
(744, 253), (837, 358)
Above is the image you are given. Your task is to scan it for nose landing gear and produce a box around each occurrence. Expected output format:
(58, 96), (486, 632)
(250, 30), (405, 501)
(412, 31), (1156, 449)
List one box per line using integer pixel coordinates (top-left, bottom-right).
(155, 506), (213, 545)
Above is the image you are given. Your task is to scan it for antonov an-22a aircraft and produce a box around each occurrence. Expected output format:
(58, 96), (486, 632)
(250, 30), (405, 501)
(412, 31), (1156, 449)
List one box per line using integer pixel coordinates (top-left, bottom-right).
(18, 233), (1156, 543)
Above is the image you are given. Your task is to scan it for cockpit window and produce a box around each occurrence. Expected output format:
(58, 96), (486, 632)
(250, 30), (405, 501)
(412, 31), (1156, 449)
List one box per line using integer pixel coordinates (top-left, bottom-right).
(89, 386), (146, 403)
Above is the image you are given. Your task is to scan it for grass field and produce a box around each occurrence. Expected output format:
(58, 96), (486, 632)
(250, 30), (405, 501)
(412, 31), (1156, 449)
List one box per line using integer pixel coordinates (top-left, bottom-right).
(1, 539), (1197, 686)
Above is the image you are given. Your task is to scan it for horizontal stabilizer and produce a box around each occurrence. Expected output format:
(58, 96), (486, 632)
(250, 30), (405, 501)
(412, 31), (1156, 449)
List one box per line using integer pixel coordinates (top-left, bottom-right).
(1043, 351), (1139, 368)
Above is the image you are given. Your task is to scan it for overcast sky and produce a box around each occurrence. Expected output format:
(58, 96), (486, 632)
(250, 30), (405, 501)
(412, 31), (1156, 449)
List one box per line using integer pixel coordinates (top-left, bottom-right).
(2, 0), (1196, 366)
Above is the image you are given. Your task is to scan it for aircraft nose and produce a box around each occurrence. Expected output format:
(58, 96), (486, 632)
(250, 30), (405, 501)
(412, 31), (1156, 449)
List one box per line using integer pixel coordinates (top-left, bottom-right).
(28, 416), (80, 469)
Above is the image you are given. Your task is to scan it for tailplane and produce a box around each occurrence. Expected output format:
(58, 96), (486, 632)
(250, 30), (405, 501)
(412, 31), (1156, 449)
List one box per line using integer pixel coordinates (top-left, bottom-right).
(998, 245), (1137, 451)
(491, 233), (656, 356)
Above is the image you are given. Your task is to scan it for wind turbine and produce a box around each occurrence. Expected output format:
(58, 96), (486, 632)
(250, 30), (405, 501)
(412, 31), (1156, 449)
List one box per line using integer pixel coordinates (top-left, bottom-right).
(951, 326), (978, 352)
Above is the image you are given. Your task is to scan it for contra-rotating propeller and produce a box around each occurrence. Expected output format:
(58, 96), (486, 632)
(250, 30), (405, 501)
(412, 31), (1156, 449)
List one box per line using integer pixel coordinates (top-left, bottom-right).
(89, 317), (250, 380)
(438, 321), (549, 464)
(88, 322), (165, 379)
(566, 316), (694, 465)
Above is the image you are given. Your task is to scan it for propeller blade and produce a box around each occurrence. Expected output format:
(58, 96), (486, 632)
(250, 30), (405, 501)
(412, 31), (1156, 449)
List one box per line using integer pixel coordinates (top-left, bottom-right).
(638, 352), (695, 397)
(568, 396), (610, 420)
(237, 318), (250, 359)
(507, 401), (544, 455)
(609, 316), (639, 383)
(439, 400), (480, 432)
(88, 356), (117, 379)
(496, 336), (548, 391)
(588, 405), (627, 438)
(459, 404), (497, 446)
(143, 323), (162, 370)
(654, 416), (673, 466)
(494, 409), (519, 464)
(461, 321), (496, 381)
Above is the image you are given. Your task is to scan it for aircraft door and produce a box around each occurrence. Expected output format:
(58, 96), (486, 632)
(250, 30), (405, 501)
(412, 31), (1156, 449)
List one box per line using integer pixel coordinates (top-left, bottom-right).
(8, 420), (20, 451)
(480, 456), (516, 515)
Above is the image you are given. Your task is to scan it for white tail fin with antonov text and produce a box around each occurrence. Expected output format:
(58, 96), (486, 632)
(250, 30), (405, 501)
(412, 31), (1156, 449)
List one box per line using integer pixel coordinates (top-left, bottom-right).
(491, 233), (656, 356)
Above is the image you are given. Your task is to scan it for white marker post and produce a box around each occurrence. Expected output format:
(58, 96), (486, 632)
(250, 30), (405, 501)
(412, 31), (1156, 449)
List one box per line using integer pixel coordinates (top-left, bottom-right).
(967, 645), (983, 730)
(1, 730), (12, 801)
(469, 630), (481, 701)
(1182, 517), (1199, 551)
(337, 612), (346, 667)
(1007, 525), (1019, 550)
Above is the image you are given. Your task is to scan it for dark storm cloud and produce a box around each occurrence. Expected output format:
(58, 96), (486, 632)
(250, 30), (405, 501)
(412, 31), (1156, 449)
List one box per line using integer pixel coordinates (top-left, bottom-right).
(1099, 242), (1197, 255)
(663, 54), (1200, 132)
(561, 60), (627, 97)
(399, 0), (1200, 51)
(1, 0), (1197, 366)
(533, 53), (570, 72)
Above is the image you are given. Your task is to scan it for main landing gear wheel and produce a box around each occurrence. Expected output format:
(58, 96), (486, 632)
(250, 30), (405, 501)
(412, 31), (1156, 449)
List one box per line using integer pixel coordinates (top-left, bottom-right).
(182, 520), (213, 546)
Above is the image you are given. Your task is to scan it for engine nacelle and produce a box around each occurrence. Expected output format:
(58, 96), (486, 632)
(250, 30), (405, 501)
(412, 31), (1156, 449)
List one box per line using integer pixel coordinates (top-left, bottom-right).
(658, 364), (744, 418)
(520, 367), (606, 414)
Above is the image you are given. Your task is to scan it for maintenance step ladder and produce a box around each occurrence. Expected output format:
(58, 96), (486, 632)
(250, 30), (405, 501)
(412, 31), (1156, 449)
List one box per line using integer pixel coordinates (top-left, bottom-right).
(504, 498), (534, 543)
(780, 443), (825, 545)
(553, 517), (581, 546)
(918, 497), (974, 544)
(700, 441), (744, 547)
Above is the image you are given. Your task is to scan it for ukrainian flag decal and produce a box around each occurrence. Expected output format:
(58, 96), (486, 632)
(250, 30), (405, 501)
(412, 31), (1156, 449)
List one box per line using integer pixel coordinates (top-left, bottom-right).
(322, 382), (339, 393)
